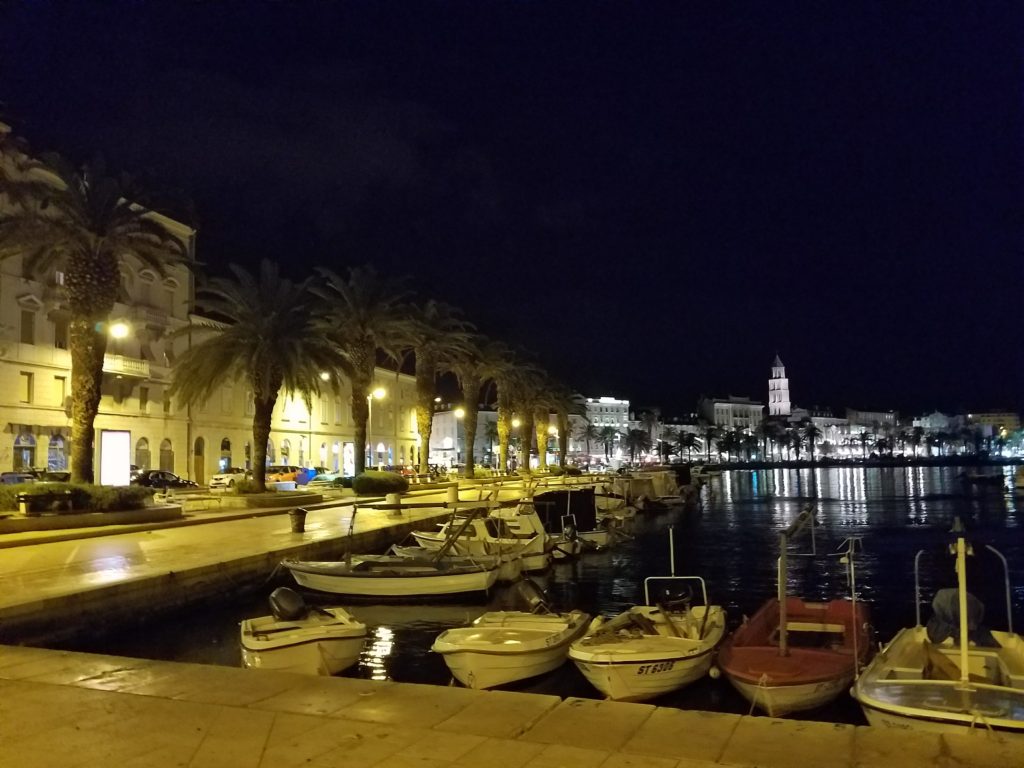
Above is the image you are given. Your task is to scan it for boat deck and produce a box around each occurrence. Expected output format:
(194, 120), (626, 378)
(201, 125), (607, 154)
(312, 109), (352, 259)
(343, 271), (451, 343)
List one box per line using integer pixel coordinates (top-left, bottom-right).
(1, 645), (1020, 768)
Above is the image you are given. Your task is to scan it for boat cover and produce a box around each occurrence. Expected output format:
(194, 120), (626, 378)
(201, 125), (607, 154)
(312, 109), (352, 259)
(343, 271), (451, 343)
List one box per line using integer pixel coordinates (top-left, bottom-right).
(926, 588), (996, 646)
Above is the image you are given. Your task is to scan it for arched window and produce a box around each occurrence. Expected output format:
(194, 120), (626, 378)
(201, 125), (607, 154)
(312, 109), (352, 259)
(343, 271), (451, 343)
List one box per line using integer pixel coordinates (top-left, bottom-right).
(280, 439), (291, 462)
(13, 432), (35, 471)
(135, 437), (151, 470)
(159, 439), (174, 471)
(266, 439), (275, 464)
(219, 437), (231, 472)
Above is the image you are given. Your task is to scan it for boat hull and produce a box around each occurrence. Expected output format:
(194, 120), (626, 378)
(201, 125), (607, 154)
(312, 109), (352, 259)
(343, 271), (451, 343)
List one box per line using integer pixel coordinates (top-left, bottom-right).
(726, 672), (854, 717)
(240, 635), (365, 676)
(572, 650), (714, 702)
(434, 611), (590, 689)
(284, 561), (499, 598)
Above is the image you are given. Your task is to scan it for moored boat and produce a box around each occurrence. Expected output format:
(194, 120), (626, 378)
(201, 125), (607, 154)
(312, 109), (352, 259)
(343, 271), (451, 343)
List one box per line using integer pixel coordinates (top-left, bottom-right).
(719, 508), (871, 716)
(239, 587), (367, 675)
(433, 581), (590, 689)
(568, 529), (726, 702)
(718, 597), (871, 716)
(852, 521), (1024, 739)
(282, 554), (499, 598)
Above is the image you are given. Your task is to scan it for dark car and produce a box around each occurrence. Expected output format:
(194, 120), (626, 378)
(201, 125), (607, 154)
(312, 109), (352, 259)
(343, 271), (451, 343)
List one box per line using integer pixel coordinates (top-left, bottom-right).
(131, 470), (198, 489)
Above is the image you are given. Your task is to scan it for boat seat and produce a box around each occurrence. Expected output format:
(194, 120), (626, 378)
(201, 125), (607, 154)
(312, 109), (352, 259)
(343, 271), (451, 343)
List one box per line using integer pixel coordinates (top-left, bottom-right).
(786, 621), (845, 634)
(997, 648), (1024, 690)
(925, 644), (986, 684)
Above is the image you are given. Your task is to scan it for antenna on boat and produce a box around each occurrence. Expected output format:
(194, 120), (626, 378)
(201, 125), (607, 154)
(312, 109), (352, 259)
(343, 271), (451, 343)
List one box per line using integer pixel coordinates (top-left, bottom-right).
(669, 525), (676, 577)
(838, 536), (864, 674)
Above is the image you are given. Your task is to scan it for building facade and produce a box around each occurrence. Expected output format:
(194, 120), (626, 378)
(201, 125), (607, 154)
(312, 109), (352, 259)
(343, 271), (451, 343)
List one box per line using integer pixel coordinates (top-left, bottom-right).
(698, 396), (765, 431)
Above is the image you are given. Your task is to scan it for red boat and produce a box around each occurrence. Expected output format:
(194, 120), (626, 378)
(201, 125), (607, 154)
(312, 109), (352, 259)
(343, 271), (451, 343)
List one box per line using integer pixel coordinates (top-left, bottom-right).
(718, 596), (872, 716)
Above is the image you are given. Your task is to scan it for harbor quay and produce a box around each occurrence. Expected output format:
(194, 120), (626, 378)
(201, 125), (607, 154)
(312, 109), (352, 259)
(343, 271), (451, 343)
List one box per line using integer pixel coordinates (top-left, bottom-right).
(0, 644), (1018, 768)
(0, 474), (1018, 767)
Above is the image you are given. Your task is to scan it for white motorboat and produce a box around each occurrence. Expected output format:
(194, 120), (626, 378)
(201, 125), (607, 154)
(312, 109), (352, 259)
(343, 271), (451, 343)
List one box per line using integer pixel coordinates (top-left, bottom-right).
(239, 587), (367, 675)
(282, 554), (499, 598)
(433, 581), (590, 689)
(853, 521), (1024, 739)
(569, 530), (726, 702)
(390, 543), (523, 583)
(411, 515), (549, 572)
(490, 502), (554, 570)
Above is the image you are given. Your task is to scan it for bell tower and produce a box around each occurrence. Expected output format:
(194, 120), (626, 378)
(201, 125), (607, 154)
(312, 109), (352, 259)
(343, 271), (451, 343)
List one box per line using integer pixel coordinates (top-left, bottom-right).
(768, 353), (791, 417)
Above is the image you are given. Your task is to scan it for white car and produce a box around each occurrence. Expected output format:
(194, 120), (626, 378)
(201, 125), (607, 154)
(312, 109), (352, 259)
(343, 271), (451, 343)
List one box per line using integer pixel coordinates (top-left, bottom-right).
(209, 467), (252, 490)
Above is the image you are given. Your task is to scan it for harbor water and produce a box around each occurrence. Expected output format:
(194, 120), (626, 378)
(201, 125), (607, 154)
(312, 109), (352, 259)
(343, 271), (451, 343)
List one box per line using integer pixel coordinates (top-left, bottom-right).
(55, 465), (1024, 725)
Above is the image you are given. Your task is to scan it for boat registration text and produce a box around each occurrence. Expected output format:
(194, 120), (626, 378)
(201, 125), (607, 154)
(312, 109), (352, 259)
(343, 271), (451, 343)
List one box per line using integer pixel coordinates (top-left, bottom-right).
(636, 661), (675, 675)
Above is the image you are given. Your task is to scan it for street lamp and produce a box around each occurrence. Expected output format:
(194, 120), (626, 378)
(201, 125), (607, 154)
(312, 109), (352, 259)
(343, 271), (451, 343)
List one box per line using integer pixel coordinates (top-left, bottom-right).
(109, 321), (130, 339)
(367, 387), (386, 467)
(454, 407), (465, 465)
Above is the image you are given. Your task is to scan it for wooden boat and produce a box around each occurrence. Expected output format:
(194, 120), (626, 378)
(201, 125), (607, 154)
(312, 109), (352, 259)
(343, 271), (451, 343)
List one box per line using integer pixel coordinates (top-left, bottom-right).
(239, 587), (367, 675)
(282, 554), (499, 598)
(853, 521), (1024, 739)
(718, 597), (871, 716)
(568, 529), (726, 702)
(433, 581), (590, 689)
(718, 508), (872, 716)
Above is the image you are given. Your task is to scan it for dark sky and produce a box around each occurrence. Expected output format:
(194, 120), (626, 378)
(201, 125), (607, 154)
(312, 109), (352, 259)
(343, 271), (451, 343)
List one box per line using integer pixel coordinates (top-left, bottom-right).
(2, 2), (1021, 416)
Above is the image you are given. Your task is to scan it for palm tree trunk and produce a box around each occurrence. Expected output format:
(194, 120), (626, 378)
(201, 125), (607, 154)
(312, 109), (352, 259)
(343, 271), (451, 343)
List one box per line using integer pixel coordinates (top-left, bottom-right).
(533, 407), (548, 471)
(69, 318), (108, 484)
(520, 412), (535, 471)
(461, 402), (480, 480)
(251, 396), (276, 491)
(557, 414), (569, 466)
(497, 392), (512, 473)
(414, 356), (437, 474)
(351, 382), (370, 476)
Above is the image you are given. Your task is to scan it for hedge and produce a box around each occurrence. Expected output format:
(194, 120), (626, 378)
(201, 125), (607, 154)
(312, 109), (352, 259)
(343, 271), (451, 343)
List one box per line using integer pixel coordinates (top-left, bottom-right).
(0, 482), (152, 512)
(352, 470), (409, 495)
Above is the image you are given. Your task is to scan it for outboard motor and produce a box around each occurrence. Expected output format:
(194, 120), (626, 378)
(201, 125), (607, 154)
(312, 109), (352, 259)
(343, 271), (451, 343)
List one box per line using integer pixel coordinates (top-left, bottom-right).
(509, 578), (552, 614)
(269, 587), (308, 622)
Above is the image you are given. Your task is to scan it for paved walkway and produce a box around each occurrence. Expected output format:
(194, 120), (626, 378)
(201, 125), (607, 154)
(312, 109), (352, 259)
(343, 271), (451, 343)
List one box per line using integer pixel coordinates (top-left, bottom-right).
(0, 645), (1016, 768)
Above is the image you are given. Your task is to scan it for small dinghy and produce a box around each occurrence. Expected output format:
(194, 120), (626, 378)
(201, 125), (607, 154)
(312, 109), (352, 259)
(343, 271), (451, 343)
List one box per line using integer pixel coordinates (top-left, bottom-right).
(433, 579), (590, 689)
(569, 528), (727, 702)
(240, 587), (367, 675)
(853, 520), (1024, 739)
(719, 509), (871, 716)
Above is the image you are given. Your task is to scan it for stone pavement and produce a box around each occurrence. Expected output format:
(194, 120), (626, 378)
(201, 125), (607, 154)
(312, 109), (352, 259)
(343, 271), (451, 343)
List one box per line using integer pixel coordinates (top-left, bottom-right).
(0, 645), (1017, 768)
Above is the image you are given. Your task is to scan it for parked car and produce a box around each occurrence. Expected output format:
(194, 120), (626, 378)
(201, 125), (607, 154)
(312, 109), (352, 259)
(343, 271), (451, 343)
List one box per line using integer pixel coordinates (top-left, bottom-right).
(265, 465), (302, 483)
(0, 471), (36, 485)
(295, 466), (328, 485)
(307, 472), (348, 489)
(36, 471), (71, 482)
(131, 470), (198, 489)
(208, 467), (252, 490)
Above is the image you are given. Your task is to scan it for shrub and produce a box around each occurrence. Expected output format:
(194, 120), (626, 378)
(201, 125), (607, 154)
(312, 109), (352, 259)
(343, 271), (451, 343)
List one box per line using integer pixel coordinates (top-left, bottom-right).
(233, 478), (263, 494)
(547, 465), (565, 476)
(352, 470), (409, 495)
(335, 476), (354, 488)
(0, 482), (151, 512)
(565, 466), (583, 476)
(472, 467), (492, 479)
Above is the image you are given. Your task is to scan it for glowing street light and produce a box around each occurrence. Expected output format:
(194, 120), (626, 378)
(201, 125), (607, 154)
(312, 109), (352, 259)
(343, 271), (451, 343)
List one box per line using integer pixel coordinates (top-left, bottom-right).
(453, 407), (465, 465)
(109, 321), (130, 339)
(319, 371), (331, 381)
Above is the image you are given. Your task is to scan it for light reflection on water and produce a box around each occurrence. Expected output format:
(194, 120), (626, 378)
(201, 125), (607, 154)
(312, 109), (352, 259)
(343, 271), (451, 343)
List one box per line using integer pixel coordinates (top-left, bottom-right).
(54, 465), (1023, 725)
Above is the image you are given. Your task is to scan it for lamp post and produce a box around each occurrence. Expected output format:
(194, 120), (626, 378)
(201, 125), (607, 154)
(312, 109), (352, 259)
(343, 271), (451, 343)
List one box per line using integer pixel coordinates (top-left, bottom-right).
(367, 386), (386, 468)
(454, 407), (465, 466)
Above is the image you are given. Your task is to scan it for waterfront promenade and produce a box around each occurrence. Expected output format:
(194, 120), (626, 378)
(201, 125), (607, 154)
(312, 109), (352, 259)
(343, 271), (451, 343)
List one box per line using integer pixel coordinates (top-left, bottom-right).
(0, 644), (1016, 768)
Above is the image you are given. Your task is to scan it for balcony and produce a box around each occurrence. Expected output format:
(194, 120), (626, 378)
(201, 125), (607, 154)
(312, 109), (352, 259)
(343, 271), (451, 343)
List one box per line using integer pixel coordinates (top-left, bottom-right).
(102, 354), (150, 379)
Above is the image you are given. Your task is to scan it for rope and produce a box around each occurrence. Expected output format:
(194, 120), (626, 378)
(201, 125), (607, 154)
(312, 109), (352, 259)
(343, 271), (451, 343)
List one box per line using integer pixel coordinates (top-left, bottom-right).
(967, 710), (996, 734)
(749, 673), (770, 717)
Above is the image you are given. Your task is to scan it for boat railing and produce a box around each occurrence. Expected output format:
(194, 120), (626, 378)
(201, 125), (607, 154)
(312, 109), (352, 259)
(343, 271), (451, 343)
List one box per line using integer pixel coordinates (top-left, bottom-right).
(644, 575), (709, 608)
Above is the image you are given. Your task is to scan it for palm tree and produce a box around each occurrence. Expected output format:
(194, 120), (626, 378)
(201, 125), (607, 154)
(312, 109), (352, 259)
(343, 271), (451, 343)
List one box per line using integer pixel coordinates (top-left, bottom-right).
(660, 427), (679, 463)
(639, 409), (661, 443)
(0, 153), (190, 482)
(802, 421), (823, 461)
(577, 421), (600, 462)
(623, 429), (652, 464)
(314, 266), (412, 476)
(676, 431), (699, 461)
(598, 426), (620, 461)
(168, 261), (344, 491)
(548, 386), (583, 467)
(478, 344), (536, 473)
(778, 430), (793, 461)
(482, 419), (499, 466)
(406, 301), (474, 474)
(700, 423), (720, 462)
(858, 430), (873, 458)
(909, 426), (924, 458)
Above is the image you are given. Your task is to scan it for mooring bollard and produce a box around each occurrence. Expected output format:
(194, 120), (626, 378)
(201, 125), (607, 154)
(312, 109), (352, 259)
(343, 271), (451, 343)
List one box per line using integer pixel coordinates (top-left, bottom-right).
(386, 492), (402, 515)
(446, 485), (459, 505)
(289, 507), (308, 533)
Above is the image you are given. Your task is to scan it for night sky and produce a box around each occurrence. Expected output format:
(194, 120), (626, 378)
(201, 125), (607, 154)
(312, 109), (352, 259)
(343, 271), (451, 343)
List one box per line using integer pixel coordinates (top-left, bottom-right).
(2, 2), (1021, 417)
